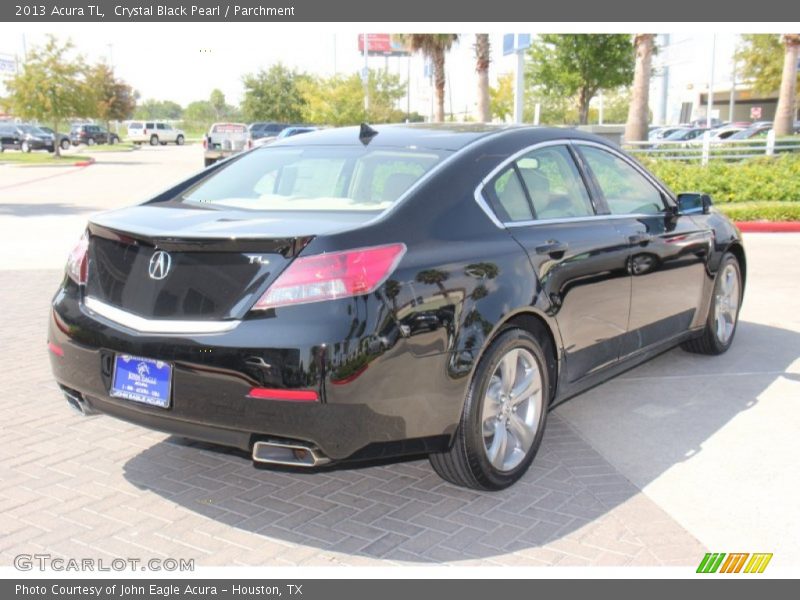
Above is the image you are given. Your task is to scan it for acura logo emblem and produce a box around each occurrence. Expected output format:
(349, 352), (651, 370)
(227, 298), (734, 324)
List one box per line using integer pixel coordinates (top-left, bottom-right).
(148, 250), (172, 280)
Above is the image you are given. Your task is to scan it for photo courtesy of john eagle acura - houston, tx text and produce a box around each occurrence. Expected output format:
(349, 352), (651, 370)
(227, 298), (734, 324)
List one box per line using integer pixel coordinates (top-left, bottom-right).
(47, 124), (745, 490)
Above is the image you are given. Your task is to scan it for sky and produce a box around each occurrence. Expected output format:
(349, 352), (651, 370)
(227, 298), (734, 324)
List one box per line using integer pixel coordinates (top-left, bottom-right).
(0, 24), (742, 121)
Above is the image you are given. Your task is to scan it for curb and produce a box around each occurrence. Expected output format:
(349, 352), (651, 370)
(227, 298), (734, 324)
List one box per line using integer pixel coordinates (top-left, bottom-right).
(735, 221), (800, 233)
(1, 156), (96, 168)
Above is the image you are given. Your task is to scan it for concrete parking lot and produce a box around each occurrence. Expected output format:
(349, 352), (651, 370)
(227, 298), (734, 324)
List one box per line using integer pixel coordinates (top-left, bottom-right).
(1, 146), (798, 567)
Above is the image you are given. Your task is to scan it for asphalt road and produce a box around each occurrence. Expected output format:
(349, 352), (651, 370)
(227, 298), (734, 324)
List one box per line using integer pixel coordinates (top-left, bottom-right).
(0, 145), (797, 567)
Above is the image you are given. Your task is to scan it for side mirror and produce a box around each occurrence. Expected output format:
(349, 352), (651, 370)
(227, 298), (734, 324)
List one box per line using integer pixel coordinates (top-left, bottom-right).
(676, 192), (712, 215)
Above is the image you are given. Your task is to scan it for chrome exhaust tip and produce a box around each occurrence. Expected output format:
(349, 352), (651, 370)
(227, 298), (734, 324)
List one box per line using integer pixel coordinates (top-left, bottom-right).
(252, 440), (330, 467)
(63, 389), (96, 416)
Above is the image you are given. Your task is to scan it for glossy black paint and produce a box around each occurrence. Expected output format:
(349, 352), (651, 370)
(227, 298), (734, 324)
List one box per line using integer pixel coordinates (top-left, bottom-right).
(48, 124), (745, 463)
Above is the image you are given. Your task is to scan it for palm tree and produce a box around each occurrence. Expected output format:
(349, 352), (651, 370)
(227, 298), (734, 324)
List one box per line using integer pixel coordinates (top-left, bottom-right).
(398, 34), (458, 122)
(773, 34), (800, 137)
(624, 34), (655, 142)
(475, 34), (491, 122)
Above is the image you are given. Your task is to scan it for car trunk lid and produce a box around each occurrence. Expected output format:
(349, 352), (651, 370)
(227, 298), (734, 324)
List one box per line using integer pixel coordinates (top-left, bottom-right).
(85, 205), (376, 321)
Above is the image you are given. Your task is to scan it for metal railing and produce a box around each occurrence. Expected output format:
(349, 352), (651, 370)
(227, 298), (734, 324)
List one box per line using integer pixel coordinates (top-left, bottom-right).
(623, 130), (800, 165)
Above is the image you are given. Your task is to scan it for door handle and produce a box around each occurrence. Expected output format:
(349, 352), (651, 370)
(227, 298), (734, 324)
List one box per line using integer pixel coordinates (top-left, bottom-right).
(628, 233), (652, 246)
(535, 240), (569, 257)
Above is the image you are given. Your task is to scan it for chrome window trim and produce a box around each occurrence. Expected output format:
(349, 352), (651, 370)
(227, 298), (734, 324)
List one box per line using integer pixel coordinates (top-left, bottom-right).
(83, 296), (240, 335)
(473, 138), (675, 230)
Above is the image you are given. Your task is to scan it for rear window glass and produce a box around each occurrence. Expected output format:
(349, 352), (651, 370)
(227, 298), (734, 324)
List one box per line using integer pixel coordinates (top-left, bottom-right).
(181, 146), (448, 212)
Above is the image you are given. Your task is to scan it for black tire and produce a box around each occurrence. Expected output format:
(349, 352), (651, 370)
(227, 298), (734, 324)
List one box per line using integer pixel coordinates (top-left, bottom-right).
(109, 136), (116, 145)
(176, 135), (185, 146)
(60, 138), (70, 151)
(681, 252), (742, 355)
(21, 141), (31, 153)
(204, 157), (216, 167)
(429, 327), (551, 490)
(149, 135), (159, 146)
(87, 138), (96, 146)
(160, 141), (167, 146)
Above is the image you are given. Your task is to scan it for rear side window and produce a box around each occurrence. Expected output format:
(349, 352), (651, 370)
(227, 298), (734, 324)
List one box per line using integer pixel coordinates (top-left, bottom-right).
(515, 145), (594, 220)
(487, 167), (533, 222)
(181, 146), (447, 212)
(579, 146), (665, 215)
(128, 122), (142, 129)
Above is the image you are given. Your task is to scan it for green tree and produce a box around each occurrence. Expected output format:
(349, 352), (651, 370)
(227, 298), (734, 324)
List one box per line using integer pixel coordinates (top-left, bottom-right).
(209, 88), (226, 119)
(134, 99), (183, 120)
(735, 34), (799, 96)
(489, 72), (514, 122)
(183, 100), (216, 128)
(300, 69), (405, 126)
(367, 70), (406, 123)
(526, 34), (635, 124)
(84, 63), (136, 130)
(4, 35), (88, 155)
(397, 34), (459, 122)
(300, 74), (365, 126)
(241, 63), (307, 123)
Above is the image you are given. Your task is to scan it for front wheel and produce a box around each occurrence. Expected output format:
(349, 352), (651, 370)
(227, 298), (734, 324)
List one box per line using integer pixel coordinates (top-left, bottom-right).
(681, 252), (742, 355)
(60, 138), (70, 151)
(21, 141), (31, 153)
(429, 328), (550, 490)
(87, 138), (96, 146)
(176, 135), (185, 146)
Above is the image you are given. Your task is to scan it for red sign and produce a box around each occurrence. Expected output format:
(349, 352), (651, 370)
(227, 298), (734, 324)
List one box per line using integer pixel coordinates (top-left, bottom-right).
(357, 34), (409, 56)
(750, 106), (762, 120)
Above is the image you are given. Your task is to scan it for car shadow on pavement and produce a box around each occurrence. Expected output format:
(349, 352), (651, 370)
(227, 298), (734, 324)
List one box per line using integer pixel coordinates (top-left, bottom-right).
(121, 321), (799, 564)
(0, 202), (97, 217)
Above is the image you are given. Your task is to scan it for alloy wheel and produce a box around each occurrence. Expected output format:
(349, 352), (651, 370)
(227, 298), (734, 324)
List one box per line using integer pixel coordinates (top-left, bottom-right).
(714, 263), (740, 344)
(481, 348), (543, 472)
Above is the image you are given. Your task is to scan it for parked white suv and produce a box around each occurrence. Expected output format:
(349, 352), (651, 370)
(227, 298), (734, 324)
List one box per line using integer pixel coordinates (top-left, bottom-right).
(127, 121), (185, 146)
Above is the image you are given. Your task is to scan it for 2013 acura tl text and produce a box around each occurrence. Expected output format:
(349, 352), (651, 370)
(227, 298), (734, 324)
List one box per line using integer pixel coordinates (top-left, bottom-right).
(48, 124), (745, 490)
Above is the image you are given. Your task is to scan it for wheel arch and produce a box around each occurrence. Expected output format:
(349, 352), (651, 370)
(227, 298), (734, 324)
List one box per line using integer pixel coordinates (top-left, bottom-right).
(725, 241), (747, 288)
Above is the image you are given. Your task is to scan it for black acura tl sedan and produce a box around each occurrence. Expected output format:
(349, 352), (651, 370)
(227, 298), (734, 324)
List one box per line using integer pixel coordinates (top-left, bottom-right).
(48, 124), (745, 490)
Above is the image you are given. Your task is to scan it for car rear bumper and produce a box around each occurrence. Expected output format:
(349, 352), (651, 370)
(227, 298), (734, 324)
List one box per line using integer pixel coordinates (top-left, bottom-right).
(48, 284), (462, 461)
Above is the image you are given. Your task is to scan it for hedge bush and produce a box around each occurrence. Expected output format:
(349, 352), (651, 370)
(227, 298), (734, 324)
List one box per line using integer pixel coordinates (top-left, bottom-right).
(639, 154), (800, 204)
(715, 201), (800, 222)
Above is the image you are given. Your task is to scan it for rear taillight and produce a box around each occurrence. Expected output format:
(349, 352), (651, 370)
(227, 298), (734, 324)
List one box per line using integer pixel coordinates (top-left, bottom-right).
(251, 243), (406, 311)
(203, 137), (208, 149)
(247, 139), (253, 149)
(66, 232), (89, 285)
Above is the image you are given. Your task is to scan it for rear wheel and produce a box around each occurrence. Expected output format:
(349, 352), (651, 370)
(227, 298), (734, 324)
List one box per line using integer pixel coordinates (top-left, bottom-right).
(429, 328), (550, 490)
(149, 135), (159, 146)
(204, 157), (216, 167)
(681, 253), (742, 355)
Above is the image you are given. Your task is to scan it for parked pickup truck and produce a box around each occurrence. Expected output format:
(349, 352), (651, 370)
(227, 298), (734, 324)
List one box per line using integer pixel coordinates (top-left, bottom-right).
(203, 123), (251, 167)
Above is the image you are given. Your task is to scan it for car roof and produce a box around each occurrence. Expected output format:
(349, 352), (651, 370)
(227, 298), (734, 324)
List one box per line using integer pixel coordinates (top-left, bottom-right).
(271, 123), (612, 151)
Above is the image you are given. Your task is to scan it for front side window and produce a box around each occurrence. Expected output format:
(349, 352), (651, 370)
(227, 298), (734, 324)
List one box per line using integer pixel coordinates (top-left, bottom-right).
(579, 146), (665, 215)
(181, 146), (447, 212)
(515, 145), (594, 219)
